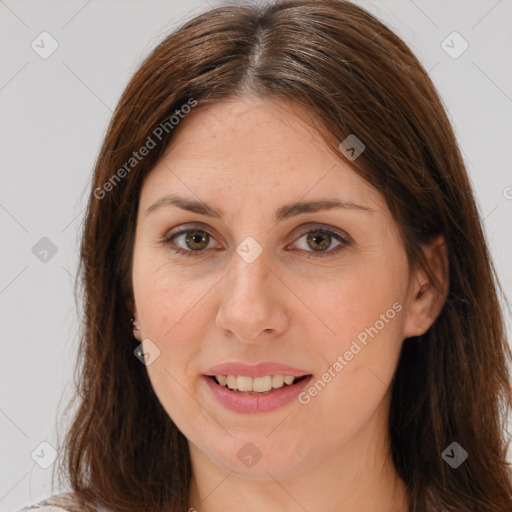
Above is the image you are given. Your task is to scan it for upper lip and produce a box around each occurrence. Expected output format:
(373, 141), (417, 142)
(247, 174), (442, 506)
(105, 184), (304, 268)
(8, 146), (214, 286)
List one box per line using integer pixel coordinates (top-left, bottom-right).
(205, 362), (312, 378)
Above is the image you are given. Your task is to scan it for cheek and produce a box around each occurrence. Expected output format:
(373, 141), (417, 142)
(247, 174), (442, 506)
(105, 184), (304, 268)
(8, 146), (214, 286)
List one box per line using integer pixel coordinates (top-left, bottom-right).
(310, 262), (405, 348)
(134, 257), (217, 337)
(134, 265), (229, 392)
(137, 272), (211, 426)
(303, 260), (406, 410)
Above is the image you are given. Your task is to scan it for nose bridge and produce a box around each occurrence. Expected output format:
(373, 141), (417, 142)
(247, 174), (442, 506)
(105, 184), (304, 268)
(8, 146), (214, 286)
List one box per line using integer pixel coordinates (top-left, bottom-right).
(228, 238), (271, 301)
(216, 236), (286, 341)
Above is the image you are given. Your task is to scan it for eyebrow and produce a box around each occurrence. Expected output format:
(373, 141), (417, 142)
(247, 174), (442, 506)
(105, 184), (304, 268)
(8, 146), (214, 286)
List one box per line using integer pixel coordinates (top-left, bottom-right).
(145, 193), (373, 223)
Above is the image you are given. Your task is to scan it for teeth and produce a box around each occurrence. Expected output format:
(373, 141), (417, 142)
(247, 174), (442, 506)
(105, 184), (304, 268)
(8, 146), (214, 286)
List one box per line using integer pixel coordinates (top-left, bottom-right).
(236, 376), (253, 391)
(214, 375), (302, 392)
(226, 375), (237, 390)
(252, 376), (272, 392)
(272, 375), (284, 388)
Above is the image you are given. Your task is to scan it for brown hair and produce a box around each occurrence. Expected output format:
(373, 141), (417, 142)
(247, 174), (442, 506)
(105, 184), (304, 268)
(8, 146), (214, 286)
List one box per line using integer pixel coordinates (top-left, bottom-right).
(51, 1), (512, 511)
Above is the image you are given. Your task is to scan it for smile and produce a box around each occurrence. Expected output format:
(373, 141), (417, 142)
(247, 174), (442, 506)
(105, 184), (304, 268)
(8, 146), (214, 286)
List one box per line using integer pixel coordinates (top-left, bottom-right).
(203, 374), (313, 413)
(213, 374), (308, 393)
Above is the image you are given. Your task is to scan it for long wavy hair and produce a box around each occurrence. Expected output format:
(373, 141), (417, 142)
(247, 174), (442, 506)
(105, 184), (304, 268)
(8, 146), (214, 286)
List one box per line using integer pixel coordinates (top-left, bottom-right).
(50, 1), (512, 511)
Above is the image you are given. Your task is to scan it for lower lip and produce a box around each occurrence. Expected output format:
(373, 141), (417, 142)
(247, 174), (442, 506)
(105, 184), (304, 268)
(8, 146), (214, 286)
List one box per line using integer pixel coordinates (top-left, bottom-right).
(203, 375), (313, 414)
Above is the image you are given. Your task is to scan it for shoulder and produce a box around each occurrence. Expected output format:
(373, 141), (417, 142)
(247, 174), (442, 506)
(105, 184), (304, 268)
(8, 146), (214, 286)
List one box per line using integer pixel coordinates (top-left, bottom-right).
(17, 492), (88, 512)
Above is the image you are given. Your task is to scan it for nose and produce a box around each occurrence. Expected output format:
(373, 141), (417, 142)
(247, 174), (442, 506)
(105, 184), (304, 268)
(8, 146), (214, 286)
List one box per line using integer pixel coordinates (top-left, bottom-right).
(215, 248), (289, 344)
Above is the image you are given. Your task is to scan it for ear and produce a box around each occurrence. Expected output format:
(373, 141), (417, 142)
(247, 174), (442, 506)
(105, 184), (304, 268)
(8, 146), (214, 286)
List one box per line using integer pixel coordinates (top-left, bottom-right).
(403, 234), (449, 339)
(130, 300), (143, 342)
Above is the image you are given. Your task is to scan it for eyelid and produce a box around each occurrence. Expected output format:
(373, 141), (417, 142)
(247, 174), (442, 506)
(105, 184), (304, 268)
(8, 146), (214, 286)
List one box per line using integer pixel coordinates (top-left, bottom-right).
(163, 222), (350, 241)
(161, 222), (352, 257)
(162, 222), (223, 245)
(292, 222), (352, 243)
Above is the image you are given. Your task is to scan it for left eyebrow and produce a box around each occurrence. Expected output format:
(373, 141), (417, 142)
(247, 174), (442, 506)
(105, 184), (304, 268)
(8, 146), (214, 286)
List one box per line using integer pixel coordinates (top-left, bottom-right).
(275, 198), (374, 222)
(145, 194), (374, 222)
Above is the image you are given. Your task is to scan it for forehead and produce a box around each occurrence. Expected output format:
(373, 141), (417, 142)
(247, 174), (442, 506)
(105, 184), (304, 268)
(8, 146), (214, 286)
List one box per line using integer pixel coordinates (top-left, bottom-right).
(139, 96), (385, 215)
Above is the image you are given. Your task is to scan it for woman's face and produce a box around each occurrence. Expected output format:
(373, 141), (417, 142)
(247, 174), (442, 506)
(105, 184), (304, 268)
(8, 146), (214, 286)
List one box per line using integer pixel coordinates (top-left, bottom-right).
(131, 96), (427, 479)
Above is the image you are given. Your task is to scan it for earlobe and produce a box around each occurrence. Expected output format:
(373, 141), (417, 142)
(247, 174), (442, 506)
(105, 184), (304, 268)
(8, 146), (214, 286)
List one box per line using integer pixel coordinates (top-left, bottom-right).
(130, 301), (142, 341)
(403, 235), (449, 339)
(131, 317), (142, 341)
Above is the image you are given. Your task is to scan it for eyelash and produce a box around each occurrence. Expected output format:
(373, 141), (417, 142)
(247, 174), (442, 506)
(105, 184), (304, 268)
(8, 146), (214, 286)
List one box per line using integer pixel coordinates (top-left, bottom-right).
(161, 225), (352, 259)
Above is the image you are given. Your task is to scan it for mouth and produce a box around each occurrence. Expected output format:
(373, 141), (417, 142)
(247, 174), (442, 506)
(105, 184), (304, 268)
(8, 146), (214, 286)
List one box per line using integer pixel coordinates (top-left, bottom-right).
(207, 374), (312, 395)
(202, 363), (314, 413)
(202, 374), (313, 414)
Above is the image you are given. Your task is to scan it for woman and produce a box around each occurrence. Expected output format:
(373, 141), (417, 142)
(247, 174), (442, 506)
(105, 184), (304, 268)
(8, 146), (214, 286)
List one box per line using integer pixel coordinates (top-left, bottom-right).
(19, 0), (512, 511)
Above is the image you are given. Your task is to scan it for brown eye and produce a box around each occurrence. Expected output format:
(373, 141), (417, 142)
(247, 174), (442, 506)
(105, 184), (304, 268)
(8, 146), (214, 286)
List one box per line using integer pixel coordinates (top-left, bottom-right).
(163, 225), (351, 259)
(291, 227), (351, 259)
(163, 228), (217, 257)
(306, 231), (333, 252)
(183, 230), (210, 251)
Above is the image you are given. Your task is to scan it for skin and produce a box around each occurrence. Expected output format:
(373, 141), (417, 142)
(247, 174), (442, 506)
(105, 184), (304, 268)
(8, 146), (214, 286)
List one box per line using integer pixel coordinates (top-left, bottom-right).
(130, 96), (449, 512)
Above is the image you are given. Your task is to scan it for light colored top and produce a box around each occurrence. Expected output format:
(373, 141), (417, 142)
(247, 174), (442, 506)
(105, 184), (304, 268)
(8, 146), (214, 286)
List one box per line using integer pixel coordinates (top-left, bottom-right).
(19, 507), (70, 512)
(17, 492), (98, 512)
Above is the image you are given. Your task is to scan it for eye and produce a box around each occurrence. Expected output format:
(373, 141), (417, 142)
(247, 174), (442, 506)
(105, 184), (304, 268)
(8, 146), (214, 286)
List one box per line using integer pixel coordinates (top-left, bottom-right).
(161, 224), (351, 258)
(162, 227), (218, 257)
(290, 226), (351, 258)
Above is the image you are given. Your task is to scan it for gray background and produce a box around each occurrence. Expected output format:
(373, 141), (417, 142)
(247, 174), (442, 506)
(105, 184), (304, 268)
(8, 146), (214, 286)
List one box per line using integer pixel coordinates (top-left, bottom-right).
(1, 0), (511, 510)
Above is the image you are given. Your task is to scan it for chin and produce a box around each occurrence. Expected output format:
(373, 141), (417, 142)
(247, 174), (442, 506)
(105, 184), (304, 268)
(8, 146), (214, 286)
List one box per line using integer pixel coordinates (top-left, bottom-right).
(203, 432), (315, 480)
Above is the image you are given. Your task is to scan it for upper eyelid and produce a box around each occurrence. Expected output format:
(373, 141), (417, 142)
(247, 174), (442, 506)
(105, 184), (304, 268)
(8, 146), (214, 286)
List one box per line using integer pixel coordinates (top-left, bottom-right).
(163, 222), (351, 246)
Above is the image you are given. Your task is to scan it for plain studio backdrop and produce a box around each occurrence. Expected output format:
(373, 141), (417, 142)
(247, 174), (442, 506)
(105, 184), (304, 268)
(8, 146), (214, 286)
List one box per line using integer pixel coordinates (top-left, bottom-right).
(1, 0), (511, 510)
